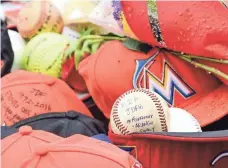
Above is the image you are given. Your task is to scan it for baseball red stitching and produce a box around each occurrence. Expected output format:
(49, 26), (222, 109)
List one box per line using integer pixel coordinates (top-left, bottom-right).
(147, 91), (168, 132)
(112, 95), (131, 135)
(112, 89), (168, 134)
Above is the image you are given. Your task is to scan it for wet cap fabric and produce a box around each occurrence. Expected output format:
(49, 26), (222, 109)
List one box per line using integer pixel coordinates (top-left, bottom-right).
(17, 134), (142, 168)
(120, 1), (228, 59)
(1, 126), (62, 168)
(1, 126), (17, 139)
(1, 19), (14, 77)
(12, 111), (106, 137)
(120, 1), (228, 85)
(78, 41), (228, 126)
(1, 70), (92, 126)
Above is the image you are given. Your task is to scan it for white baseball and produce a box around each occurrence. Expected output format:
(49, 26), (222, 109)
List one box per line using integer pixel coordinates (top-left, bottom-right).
(110, 89), (170, 135)
(168, 107), (202, 132)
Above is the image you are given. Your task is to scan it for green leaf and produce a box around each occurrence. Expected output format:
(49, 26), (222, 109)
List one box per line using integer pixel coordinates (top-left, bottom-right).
(122, 38), (152, 54)
(101, 33), (125, 38)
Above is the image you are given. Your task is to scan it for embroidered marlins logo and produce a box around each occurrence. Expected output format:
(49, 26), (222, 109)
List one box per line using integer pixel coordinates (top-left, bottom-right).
(133, 48), (196, 105)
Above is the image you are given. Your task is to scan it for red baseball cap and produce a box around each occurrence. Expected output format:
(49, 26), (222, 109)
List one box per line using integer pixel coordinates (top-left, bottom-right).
(120, 1), (228, 60)
(1, 70), (92, 126)
(61, 55), (88, 92)
(1, 126), (62, 168)
(9, 133), (142, 168)
(119, 1), (228, 85)
(78, 41), (228, 126)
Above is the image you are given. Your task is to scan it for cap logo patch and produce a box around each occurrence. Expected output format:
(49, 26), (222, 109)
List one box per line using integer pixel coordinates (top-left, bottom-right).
(119, 146), (137, 159)
(133, 48), (196, 105)
(132, 161), (142, 168)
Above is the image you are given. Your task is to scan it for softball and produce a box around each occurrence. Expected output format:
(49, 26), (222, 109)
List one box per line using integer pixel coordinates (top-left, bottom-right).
(17, 1), (64, 39)
(110, 88), (170, 135)
(21, 32), (74, 78)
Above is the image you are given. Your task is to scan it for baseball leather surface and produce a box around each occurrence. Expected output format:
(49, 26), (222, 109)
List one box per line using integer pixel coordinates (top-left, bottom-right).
(168, 107), (202, 132)
(17, 1), (64, 39)
(110, 88), (170, 135)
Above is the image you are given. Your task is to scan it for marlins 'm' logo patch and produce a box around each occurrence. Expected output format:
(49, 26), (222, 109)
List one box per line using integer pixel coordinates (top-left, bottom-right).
(133, 48), (196, 106)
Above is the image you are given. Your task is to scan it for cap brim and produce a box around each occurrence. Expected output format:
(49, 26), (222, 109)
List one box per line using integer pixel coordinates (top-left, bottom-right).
(184, 84), (228, 127)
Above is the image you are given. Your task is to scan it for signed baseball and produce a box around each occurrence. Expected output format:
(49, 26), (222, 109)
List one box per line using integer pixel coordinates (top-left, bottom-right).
(168, 107), (202, 132)
(110, 89), (170, 135)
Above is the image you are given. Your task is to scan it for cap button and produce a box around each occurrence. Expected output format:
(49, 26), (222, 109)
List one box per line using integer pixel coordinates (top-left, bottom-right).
(66, 111), (79, 119)
(19, 126), (33, 135)
(35, 145), (49, 156)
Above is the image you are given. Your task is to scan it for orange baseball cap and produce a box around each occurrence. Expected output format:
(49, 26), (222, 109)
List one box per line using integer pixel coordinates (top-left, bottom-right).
(78, 41), (228, 127)
(1, 70), (92, 126)
(4, 132), (142, 168)
(1, 126), (62, 168)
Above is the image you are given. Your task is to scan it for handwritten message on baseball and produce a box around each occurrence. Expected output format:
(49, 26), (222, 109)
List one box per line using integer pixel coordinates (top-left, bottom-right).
(111, 89), (169, 135)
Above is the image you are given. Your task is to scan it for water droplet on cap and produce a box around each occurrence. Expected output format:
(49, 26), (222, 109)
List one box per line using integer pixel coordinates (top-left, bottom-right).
(127, 7), (132, 12)
(185, 8), (190, 13)
(206, 26), (211, 30)
(140, 10), (145, 15)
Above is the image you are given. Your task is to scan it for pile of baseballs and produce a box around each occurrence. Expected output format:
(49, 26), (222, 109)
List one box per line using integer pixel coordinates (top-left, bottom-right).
(110, 88), (202, 135)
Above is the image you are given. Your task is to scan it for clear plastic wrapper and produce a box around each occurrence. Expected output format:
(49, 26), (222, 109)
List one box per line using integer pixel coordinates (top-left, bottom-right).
(87, 0), (124, 36)
(64, 0), (135, 37)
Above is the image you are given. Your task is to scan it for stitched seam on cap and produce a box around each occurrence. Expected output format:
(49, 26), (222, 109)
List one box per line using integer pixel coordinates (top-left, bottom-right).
(12, 112), (64, 128)
(1, 81), (51, 89)
(77, 118), (96, 135)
